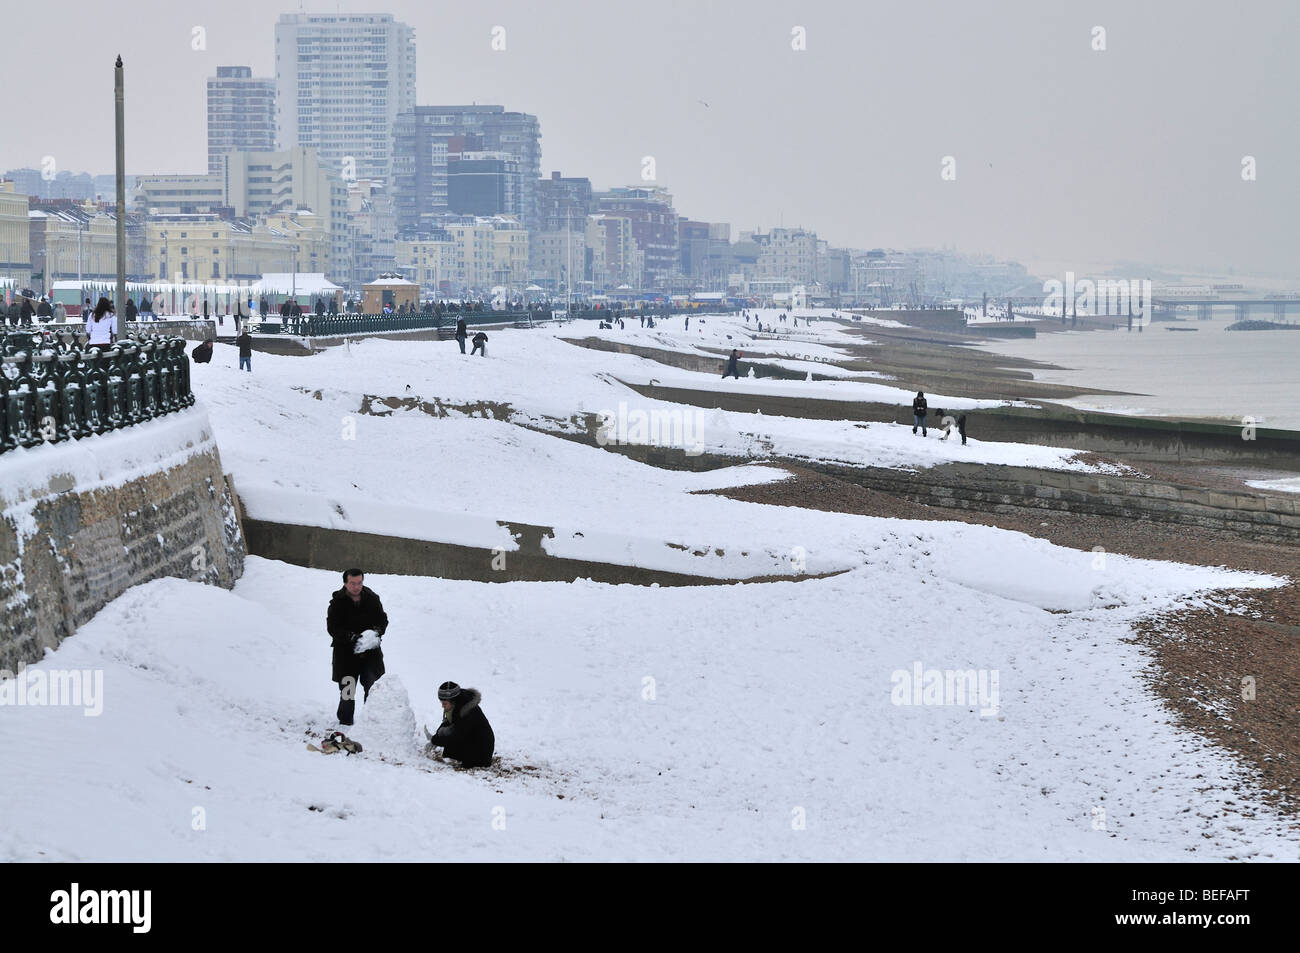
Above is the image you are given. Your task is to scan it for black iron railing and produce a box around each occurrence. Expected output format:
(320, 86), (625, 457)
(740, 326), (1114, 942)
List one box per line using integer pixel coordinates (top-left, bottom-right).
(0, 326), (195, 456)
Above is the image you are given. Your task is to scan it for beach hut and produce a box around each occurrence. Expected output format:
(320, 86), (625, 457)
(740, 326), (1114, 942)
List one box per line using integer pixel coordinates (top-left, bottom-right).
(362, 273), (419, 314)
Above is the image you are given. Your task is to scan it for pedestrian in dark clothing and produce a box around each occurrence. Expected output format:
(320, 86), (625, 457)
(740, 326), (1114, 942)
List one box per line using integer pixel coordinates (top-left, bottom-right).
(455, 317), (468, 354)
(326, 569), (388, 727)
(722, 349), (742, 379)
(260, 296), (269, 316)
(203, 298), (209, 319)
(37, 297), (53, 321)
(235, 329), (253, 372)
(957, 414), (967, 445)
(6, 299), (22, 325)
(191, 339), (214, 364)
(20, 296), (34, 323)
(471, 331), (488, 356)
(912, 391), (928, 435)
(124, 298), (138, 322)
(280, 299), (290, 317)
(428, 681), (494, 768)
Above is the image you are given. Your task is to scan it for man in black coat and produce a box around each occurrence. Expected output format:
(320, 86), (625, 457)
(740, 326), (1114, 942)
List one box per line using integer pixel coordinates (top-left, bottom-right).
(191, 339), (214, 364)
(429, 681), (494, 768)
(455, 317), (468, 353)
(470, 330), (488, 356)
(722, 349), (741, 379)
(326, 569), (388, 726)
(235, 329), (253, 372)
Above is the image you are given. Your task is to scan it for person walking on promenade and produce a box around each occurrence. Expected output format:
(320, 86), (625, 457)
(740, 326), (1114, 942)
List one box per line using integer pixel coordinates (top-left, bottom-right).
(85, 297), (116, 349)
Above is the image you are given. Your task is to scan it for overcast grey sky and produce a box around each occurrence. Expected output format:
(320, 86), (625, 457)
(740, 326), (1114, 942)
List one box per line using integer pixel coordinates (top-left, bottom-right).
(7, 0), (1298, 276)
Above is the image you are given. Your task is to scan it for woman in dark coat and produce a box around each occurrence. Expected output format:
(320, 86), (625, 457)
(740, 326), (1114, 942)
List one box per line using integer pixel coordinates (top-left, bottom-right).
(429, 682), (495, 768)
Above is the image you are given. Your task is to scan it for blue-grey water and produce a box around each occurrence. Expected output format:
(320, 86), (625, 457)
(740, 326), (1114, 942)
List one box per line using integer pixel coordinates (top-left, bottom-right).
(971, 312), (1300, 432)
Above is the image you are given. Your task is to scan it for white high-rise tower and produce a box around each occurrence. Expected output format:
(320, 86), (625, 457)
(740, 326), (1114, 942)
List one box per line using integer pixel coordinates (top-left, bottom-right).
(274, 12), (416, 186)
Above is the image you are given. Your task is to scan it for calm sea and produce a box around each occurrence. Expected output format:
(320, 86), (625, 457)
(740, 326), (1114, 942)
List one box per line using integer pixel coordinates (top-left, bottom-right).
(971, 311), (1300, 432)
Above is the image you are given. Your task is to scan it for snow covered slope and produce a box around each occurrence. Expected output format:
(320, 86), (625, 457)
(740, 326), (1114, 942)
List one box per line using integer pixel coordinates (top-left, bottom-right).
(1, 549), (1290, 861)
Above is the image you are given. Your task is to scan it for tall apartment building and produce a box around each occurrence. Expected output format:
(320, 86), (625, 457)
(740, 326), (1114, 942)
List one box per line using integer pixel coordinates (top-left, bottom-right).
(274, 12), (416, 186)
(447, 152), (522, 218)
(595, 187), (678, 290)
(207, 66), (276, 173)
(391, 106), (541, 233)
(537, 171), (593, 231)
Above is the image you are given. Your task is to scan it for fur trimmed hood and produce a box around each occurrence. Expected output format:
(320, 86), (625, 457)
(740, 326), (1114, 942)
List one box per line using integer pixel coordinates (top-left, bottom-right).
(453, 688), (482, 715)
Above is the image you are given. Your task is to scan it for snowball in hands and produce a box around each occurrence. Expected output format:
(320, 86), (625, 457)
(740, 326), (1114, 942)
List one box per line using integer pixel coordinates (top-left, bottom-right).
(354, 629), (381, 653)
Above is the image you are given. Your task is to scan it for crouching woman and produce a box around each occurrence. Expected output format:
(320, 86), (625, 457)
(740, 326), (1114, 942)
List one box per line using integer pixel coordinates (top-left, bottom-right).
(428, 681), (495, 768)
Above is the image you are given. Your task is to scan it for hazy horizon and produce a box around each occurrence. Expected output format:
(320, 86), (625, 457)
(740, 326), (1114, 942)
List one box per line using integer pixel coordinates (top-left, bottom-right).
(6, 0), (1297, 278)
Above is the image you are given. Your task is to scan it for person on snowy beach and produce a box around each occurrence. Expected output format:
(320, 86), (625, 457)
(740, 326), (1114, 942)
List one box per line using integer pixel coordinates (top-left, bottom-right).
(235, 329), (253, 372)
(455, 316), (468, 353)
(428, 681), (495, 768)
(471, 330), (488, 356)
(722, 349), (742, 380)
(327, 569), (388, 727)
(911, 391), (928, 436)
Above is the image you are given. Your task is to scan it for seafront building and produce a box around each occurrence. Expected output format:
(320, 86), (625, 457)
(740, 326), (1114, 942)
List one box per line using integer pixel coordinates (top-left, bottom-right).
(274, 12), (416, 187)
(392, 106), (541, 233)
(207, 66), (276, 174)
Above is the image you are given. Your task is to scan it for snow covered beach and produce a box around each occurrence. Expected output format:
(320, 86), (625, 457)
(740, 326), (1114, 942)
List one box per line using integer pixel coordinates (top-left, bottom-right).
(2, 308), (1296, 861)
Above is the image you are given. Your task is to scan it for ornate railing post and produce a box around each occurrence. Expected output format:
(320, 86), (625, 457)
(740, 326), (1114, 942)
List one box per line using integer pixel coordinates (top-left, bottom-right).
(122, 343), (145, 426)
